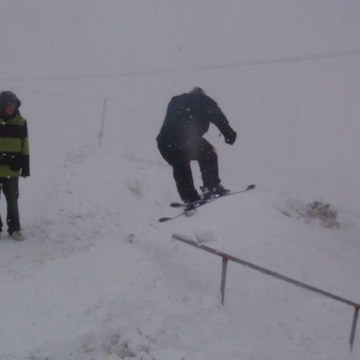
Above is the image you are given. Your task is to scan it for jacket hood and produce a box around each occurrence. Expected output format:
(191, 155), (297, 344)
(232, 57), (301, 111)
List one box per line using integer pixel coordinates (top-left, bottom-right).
(0, 91), (21, 113)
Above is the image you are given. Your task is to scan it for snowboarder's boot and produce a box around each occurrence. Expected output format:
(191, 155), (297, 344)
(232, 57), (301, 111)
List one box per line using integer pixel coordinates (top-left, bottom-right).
(201, 184), (230, 199)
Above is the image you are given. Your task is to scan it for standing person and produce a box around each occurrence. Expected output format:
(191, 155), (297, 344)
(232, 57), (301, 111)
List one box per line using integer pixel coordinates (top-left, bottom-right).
(0, 91), (30, 240)
(157, 87), (237, 208)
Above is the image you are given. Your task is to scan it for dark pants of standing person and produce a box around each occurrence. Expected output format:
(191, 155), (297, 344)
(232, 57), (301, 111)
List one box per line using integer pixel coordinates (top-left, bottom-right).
(0, 178), (20, 234)
(158, 138), (221, 203)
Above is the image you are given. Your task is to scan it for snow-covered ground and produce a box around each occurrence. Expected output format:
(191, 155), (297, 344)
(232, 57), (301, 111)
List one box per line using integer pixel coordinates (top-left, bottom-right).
(0, 1), (360, 359)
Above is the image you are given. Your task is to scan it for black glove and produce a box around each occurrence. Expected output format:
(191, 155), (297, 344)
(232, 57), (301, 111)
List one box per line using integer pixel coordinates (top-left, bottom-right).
(224, 129), (237, 145)
(20, 156), (30, 177)
(20, 169), (29, 177)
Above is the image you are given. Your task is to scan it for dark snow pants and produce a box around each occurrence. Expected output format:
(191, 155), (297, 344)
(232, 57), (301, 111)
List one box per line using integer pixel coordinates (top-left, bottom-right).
(0, 178), (21, 234)
(158, 138), (221, 203)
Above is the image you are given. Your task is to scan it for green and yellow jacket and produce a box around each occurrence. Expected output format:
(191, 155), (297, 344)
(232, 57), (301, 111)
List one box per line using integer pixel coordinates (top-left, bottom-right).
(0, 114), (30, 178)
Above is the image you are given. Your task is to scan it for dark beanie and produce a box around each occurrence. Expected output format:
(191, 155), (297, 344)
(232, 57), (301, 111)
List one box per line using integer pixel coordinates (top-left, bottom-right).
(190, 87), (206, 95)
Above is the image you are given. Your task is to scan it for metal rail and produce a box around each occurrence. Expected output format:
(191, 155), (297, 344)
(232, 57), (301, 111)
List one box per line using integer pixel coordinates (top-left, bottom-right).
(172, 233), (360, 351)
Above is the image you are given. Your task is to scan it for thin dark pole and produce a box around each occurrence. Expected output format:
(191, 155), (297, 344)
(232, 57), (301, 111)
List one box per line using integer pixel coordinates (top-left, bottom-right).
(98, 97), (108, 146)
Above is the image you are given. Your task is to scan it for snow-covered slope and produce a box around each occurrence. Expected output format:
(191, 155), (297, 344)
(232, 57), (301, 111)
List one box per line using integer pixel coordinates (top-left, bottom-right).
(0, 1), (359, 359)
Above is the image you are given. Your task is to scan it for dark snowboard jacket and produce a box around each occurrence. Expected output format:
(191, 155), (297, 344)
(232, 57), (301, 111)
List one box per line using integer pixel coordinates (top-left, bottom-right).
(157, 92), (235, 154)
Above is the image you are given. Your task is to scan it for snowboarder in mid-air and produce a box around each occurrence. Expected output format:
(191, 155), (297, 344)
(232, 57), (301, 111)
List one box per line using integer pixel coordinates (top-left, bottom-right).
(156, 87), (237, 207)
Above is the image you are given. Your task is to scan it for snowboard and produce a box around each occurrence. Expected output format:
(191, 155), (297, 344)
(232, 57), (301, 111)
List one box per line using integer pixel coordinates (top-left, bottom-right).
(158, 184), (255, 222)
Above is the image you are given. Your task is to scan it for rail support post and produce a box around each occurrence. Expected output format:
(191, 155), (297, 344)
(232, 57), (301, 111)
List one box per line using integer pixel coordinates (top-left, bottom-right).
(350, 306), (359, 351)
(220, 257), (228, 305)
